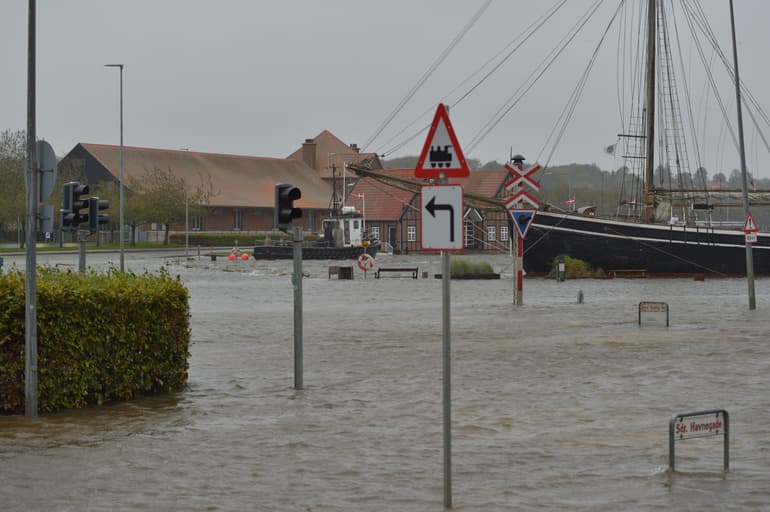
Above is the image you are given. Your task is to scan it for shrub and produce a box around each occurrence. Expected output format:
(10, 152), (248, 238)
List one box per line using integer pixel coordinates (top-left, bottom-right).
(0, 267), (190, 414)
(546, 255), (597, 278)
(450, 258), (495, 276)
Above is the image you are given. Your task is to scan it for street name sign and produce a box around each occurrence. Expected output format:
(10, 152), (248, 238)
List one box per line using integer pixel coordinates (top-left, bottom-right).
(421, 185), (464, 251)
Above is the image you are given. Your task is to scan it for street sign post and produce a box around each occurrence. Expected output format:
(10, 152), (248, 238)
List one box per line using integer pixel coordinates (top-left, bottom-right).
(505, 159), (541, 305)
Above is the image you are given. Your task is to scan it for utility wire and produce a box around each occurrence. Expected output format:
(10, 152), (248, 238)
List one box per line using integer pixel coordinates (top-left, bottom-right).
(361, 0), (492, 153)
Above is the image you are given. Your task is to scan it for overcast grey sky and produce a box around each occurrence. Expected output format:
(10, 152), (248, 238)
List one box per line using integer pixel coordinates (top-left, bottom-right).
(3, 1), (770, 177)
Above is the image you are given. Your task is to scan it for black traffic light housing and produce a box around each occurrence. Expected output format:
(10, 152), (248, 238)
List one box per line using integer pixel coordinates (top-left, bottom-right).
(88, 197), (110, 233)
(61, 181), (90, 231)
(274, 183), (302, 231)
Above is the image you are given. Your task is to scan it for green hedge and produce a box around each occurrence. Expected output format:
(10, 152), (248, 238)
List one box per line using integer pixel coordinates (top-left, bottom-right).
(0, 267), (190, 414)
(169, 231), (319, 247)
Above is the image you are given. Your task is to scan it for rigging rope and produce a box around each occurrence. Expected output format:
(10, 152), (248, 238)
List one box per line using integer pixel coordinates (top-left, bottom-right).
(361, 0), (492, 153)
(538, 1), (625, 167)
(466, 0), (606, 155)
(376, 0), (568, 158)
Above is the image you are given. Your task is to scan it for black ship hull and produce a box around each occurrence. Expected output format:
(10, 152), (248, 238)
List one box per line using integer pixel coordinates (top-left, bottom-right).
(525, 211), (770, 276)
(252, 241), (380, 260)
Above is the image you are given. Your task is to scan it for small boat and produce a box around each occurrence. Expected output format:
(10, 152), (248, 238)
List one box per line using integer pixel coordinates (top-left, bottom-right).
(252, 206), (380, 260)
(253, 164), (380, 260)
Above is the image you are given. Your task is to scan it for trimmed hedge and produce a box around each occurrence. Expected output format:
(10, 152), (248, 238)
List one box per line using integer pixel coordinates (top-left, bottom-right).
(0, 267), (190, 414)
(169, 231), (319, 247)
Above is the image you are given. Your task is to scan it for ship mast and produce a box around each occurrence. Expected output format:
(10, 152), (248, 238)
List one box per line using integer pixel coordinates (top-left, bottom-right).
(643, 0), (657, 222)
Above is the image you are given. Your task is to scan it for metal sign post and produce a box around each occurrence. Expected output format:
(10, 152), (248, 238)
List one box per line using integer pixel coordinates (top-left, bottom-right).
(441, 249), (452, 509)
(504, 156), (540, 306)
(24, 0), (38, 418)
(293, 226), (303, 390)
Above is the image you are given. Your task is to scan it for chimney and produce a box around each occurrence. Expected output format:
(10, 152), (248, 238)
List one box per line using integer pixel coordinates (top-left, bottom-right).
(302, 138), (317, 170)
(349, 143), (359, 153)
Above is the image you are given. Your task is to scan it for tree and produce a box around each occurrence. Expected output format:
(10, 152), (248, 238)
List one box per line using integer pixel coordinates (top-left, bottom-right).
(0, 130), (26, 236)
(127, 167), (214, 245)
(694, 167), (709, 188)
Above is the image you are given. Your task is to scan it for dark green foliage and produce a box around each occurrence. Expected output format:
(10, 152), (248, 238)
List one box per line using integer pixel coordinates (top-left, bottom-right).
(0, 267), (190, 414)
(169, 231), (318, 247)
(546, 255), (600, 278)
(450, 258), (495, 276)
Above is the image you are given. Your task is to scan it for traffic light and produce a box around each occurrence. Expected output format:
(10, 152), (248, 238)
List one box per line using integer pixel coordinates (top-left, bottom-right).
(61, 181), (90, 230)
(88, 197), (109, 233)
(274, 183), (302, 231)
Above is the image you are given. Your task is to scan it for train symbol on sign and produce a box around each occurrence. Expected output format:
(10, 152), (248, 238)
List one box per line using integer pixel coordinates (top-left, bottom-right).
(429, 145), (453, 168)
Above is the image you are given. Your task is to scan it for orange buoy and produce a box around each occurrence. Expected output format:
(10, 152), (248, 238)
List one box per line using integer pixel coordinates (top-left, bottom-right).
(228, 253), (236, 261)
(241, 252), (249, 260)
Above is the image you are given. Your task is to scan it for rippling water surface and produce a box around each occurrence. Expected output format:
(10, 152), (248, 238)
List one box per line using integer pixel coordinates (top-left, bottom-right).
(2, 251), (770, 511)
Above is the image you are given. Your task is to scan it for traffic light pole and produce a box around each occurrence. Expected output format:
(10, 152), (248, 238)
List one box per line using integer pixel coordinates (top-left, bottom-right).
(78, 230), (88, 273)
(293, 226), (303, 390)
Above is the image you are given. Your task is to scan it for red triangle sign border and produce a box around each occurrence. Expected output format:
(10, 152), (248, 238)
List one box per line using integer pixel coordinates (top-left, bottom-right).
(415, 103), (470, 179)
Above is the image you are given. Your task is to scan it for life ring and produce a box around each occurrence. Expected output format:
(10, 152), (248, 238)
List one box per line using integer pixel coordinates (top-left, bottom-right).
(357, 253), (375, 271)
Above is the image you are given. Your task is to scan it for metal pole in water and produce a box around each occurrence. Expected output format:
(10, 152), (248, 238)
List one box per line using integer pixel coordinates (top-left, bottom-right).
(729, 0), (756, 310)
(514, 230), (523, 305)
(441, 249), (452, 508)
(24, 0), (38, 418)
(293, 226), (303, 390)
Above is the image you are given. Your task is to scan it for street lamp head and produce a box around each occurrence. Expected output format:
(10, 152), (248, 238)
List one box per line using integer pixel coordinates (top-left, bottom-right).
(104, 64), (123, 69)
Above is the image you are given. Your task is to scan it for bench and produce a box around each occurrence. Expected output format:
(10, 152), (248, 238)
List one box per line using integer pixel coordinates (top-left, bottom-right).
(608, 269), (648, 279)
(375, 267), (419, 279)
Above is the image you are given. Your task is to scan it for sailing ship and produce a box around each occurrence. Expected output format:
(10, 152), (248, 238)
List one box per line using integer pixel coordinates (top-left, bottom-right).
(351, 0), (770, 276)
(521, 0), (770, 276)
(253, 166), (380, 260)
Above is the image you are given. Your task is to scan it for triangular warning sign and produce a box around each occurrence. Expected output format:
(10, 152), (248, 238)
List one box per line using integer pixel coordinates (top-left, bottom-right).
(744, 211), (759, 233)
(415, 103), (470, 179)
(509, 209), (537, 239)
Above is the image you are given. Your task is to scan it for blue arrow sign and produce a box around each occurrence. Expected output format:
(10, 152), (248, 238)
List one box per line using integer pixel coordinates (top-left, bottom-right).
(509, 209), (537, 239)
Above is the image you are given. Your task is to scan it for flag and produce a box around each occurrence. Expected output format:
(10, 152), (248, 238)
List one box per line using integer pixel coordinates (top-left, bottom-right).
(604, 144), (616, 155)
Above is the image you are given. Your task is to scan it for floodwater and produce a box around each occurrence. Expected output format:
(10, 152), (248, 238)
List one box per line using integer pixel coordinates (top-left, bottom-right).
(2, 250), (770, 511)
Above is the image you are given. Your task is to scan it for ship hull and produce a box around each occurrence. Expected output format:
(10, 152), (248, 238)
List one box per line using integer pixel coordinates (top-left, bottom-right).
(525, 211), (770, 276)
(252, 241), (380, 261)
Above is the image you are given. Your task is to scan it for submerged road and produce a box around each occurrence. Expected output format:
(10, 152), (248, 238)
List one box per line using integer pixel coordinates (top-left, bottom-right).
(1, 251), (769, 510)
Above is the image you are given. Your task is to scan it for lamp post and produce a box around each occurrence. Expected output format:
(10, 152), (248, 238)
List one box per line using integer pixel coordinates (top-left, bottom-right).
(104, 64), (124, 271)
(181, 148), (189, 257)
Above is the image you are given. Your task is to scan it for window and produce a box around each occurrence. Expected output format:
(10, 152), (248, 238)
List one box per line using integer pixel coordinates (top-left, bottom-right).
(500, 225), (509, 242)
(488, 225), (496, 242)
(370, 226), (380, 240)
(192, 216), (203, 231)
(407, 225), (416, 242)
(233, 208), (243, 231)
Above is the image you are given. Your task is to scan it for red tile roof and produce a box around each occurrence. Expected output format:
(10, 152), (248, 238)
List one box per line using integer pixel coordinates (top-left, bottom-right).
(344, 168), (509, 221)
(77, 143), (333, 209)
(286, 130), (381, 178)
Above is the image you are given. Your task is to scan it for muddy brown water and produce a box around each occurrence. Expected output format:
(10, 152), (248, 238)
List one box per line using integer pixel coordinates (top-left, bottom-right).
(1, 251), (769, 511)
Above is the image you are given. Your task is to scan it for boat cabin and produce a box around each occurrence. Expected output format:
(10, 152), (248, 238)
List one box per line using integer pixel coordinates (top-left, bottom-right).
(321, 206), (366, 248)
